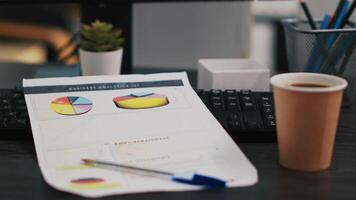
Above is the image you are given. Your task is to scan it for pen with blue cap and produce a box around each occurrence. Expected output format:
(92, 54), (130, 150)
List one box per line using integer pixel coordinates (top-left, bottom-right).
(81, 158), (226, 188)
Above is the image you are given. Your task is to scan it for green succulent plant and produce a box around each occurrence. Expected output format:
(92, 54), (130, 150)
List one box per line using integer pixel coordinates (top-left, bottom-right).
(80, 20), (124, 52)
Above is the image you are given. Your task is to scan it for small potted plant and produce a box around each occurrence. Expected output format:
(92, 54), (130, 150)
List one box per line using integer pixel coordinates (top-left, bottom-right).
(79, 20), (124, 76)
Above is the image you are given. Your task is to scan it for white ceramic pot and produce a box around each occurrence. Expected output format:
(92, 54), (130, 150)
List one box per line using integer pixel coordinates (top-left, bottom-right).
(79, 48), (123, 76)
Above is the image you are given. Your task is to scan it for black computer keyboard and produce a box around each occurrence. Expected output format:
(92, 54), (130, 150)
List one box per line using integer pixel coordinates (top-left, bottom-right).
(196, 89), (276, 142)
(0, 88), (31, 139)
(0, 88), (276, 142)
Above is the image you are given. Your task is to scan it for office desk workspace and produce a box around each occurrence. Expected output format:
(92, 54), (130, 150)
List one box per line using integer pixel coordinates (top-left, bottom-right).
(0, 66), (355, 200)
(1, 0), (356, 199)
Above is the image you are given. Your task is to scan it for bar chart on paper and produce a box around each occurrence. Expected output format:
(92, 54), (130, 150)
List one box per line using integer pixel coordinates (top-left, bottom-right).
(50, 96), (93, 115)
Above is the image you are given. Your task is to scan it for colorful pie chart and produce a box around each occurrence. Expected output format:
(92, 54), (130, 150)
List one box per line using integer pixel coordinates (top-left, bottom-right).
(113, 92), (169, 109)
(51, 96), (93, 115)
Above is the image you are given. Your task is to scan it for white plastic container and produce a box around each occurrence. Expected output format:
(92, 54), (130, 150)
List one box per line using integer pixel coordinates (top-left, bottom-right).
(198, 59), (270, 91)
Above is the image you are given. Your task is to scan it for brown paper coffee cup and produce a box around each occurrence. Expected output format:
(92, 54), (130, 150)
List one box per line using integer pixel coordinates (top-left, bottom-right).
(270, 73), (347, 171)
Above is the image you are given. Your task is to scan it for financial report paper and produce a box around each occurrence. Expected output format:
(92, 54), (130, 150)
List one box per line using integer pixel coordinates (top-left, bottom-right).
(23, 72), (258, 197)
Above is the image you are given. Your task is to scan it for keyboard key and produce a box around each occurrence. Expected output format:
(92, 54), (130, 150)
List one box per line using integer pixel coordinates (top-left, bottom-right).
(263, 107), (273, 114)
(227, 98), (239, 104)
(244, 120), (260, 129)
(260, 96), (271, 101)
(211, 89), (223, 96)
(228, 114), (243, 130)
(228, 120), (243, 130)
(211, 102), (224, 111)
(226, 96), (238, 101)
(265, 114), (275, 120)
(242, 96), (253, 102)
(8, 111), (17, 119)
(0, 105), (12, 111)
(12, 93), (23, 99)
(266, 120), (276, 128)
(240, 90), (252, 96)
(242, 102), (256, 111)
(0, 99), (11, 104)
(261, 101), (273, 108)
(229, 113), (241, 120)
(225, 89), (237, 96)
(211, 96), (223, 102)
(226, 102), (240, 111)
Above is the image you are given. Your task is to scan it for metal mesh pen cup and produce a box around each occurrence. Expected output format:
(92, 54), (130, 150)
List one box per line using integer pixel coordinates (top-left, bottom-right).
(282, 18), (356, 105)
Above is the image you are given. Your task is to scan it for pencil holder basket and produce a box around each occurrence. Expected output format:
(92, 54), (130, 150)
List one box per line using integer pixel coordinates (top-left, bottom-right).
(282, 18), (356, 106)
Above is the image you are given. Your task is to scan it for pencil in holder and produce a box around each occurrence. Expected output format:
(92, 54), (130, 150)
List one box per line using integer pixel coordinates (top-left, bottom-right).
(282, 18), (356, 106)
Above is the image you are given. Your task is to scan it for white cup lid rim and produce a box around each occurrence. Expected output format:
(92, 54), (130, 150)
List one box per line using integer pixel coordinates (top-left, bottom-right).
(270, 73), (348, 93)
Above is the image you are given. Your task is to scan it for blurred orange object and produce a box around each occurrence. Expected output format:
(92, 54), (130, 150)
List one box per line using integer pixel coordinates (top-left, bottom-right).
(0, 20), (78, 65)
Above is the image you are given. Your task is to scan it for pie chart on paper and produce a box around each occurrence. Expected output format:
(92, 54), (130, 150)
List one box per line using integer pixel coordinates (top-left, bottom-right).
(113, 92), (169, 109)
(50, 96), (93, 115)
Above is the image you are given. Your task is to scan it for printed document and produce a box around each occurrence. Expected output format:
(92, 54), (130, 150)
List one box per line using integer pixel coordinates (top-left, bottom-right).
(23, 72), (258, 197)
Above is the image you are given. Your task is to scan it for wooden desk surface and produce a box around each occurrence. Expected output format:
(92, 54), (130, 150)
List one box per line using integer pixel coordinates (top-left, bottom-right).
(0, 70), (355, 200)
